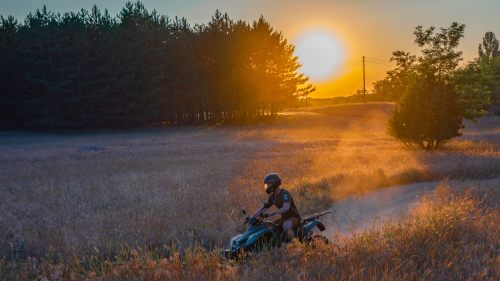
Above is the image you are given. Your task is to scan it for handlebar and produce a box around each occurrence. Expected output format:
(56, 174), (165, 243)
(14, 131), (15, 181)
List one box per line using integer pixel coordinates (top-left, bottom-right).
(244, 212), (270, 226)
(242, 202), (272, 225)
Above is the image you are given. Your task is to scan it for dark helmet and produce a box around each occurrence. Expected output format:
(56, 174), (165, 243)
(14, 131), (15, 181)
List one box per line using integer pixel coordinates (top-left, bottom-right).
(264, 173), (281, 194)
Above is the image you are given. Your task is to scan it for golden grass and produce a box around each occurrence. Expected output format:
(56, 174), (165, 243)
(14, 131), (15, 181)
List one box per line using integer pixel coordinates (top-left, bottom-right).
(2, 103), (500, 279)
(5, 182), (500, 280)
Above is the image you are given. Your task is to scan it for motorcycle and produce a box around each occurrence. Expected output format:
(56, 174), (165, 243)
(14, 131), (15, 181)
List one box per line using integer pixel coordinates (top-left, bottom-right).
(225, 202), (332, 259)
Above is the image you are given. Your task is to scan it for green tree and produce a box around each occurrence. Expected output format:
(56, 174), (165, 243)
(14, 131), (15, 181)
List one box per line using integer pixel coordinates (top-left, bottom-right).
(453, 56), (500, 117)
(387, 22), (489, 150)
(452, 32), (500, 118)
(478, 31), (499, 58)
(278, 36), (315, 112)
(372, 51), (417, 101)
(413, 22), (465, 82)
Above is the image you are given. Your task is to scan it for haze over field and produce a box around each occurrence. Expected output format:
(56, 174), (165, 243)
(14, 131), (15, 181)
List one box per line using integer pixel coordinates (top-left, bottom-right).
(1, 0), (499, 97)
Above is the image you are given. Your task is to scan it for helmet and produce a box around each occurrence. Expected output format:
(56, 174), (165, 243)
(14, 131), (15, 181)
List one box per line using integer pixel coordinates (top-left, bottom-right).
(264, 173), (281, 194)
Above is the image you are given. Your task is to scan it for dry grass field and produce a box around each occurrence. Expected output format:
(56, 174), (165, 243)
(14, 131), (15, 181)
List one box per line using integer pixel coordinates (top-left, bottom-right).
(2, 102), (500, 279)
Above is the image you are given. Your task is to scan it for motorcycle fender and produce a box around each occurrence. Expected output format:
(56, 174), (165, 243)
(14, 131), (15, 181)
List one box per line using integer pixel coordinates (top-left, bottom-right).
(246, 228), (276, 246)
(302, 220), (326, 236)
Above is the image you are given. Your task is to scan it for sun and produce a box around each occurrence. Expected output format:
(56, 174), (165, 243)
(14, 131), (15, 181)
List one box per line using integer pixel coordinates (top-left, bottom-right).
(295, 34), (340, 78)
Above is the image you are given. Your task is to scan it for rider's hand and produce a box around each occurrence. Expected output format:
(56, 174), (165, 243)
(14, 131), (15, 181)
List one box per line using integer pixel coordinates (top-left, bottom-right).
(268, 211), (275, 216)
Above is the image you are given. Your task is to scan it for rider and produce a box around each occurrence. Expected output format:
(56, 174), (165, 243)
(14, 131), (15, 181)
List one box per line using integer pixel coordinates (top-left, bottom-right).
(251, 173), (302, 242)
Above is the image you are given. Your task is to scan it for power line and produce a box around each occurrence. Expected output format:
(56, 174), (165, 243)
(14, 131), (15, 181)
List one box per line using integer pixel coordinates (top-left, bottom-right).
(366, 57), (393, 63)
(330, 57), (395, 72)
(328, 64), (361, 73)
(331, 58), (363, 68)
(328, 60), (362, 72)
(331, 62), (361, 70)
(365, 60), (396, 67)
(299, 57), (362, 75)
(302, 58), (362, 74)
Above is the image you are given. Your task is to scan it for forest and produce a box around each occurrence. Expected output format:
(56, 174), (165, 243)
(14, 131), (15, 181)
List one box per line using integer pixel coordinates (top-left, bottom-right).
(0, 2), (315, 129)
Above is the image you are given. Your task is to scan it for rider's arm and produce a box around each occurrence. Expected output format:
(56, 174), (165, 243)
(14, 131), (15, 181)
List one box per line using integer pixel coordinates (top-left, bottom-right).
(251, 206), (269, 218)
(251, 196), (274, 218)
(269, 203), (290, 216)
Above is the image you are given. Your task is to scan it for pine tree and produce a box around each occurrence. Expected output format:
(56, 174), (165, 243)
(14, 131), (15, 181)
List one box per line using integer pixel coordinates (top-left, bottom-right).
(79, 5), (116, 126)
(20, 6), (66, 127)
(111, 1), (160, 127)
(0, 15), (23, 128)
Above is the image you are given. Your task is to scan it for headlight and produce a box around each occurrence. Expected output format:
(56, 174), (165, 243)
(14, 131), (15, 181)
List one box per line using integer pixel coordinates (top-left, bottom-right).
(229, 234), (242, 249)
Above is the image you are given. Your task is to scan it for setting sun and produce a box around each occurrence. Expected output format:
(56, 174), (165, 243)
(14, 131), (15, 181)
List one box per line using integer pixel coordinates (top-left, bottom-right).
(295, 34), (339, 78)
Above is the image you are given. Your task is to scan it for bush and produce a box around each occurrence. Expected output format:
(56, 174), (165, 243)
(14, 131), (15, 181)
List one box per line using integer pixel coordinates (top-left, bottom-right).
(386, 76), (463, 150)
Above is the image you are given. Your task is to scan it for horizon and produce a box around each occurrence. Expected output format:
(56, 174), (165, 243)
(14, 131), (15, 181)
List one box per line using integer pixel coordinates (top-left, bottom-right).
(2, 0), (499, 98)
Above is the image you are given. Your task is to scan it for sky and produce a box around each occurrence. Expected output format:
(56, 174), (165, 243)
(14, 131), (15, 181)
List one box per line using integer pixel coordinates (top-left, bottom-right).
(2, 0), (499, 98)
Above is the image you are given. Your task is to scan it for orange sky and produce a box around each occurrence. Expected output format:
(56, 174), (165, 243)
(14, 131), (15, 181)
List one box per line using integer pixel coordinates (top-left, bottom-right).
(2, 0), (499, 98)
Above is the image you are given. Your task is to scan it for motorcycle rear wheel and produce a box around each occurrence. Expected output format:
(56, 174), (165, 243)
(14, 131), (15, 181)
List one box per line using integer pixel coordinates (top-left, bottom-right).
(305, 235), (329, 248)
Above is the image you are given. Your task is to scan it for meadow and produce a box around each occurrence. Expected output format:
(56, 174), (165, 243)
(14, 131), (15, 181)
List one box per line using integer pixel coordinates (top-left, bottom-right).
(2, 102), (500, 279)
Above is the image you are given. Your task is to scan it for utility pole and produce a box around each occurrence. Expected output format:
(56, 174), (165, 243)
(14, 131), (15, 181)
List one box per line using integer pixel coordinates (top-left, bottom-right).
(363, 56), (366, 103)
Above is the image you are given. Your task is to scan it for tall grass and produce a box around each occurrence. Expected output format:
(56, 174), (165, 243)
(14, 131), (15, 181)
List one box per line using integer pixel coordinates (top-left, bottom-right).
(4, 181), (500, 280)
(2, 103), (500, 279)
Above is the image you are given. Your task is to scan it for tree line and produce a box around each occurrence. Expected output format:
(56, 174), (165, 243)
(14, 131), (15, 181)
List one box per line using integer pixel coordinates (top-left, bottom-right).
(0, 2), (315, 129)
(370, 30), (500, 107)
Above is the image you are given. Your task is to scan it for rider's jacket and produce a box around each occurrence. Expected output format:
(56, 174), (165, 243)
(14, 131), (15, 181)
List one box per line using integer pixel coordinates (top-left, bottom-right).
(267, 188), (301, 220)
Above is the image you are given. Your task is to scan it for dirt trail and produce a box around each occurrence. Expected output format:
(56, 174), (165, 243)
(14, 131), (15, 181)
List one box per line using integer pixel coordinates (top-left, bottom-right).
(321, 179), (500, 238)
(322, 182), (438, 238)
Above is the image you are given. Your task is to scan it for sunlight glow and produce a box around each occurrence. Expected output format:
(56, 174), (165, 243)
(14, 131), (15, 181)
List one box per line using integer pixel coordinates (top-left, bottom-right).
(296, 34), (339, 78)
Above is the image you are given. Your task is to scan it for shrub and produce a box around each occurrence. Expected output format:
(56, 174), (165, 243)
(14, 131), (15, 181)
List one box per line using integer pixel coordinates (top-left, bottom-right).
(387, 76), (463, 150)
